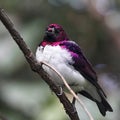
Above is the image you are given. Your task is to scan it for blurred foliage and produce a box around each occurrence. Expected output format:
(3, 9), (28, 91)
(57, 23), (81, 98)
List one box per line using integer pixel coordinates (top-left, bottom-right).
(0, 0), (120, 120)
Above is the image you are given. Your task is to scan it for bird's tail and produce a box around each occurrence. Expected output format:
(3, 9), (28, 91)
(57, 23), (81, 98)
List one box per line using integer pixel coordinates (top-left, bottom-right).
(79, 89), (113, 116)
(96, 93), (113, 116)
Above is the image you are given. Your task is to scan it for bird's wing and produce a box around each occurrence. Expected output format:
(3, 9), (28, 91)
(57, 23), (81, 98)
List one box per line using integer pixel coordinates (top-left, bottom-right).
(60, 41), (106, 97)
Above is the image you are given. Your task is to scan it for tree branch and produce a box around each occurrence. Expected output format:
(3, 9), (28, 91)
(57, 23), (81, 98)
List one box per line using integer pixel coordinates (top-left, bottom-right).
(0, 8), (79, 120)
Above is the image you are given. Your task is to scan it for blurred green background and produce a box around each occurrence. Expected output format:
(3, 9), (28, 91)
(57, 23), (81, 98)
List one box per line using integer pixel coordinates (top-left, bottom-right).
(0, 0), (120, 120)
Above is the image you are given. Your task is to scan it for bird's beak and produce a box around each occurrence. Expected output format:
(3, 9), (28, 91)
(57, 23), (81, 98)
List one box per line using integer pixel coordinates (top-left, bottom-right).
(45, 28), (55, 36)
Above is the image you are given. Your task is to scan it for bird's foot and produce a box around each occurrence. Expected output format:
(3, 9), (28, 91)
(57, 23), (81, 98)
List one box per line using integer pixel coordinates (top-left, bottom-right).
(57, 86), (63, 96)
(71, 97), (77, 113)
(72, 106), (77, 114)
(72, 97), (76, 105)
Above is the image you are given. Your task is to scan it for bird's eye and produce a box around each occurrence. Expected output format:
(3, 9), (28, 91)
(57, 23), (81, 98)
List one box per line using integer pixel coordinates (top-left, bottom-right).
(55, 28), (60, 34)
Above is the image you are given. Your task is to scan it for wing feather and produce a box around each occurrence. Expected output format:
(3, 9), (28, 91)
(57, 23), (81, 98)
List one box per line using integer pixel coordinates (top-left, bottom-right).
(60, 41), (106, 97)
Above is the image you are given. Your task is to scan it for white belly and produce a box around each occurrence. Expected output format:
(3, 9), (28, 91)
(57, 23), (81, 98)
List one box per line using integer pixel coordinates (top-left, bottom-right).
(36, 45), (102, 101)
(36, 45), (86, 92)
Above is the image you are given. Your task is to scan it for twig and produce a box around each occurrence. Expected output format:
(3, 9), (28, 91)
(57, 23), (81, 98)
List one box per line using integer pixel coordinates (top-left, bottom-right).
(41, 61), (94, 120)
(0, 8), (79, 120)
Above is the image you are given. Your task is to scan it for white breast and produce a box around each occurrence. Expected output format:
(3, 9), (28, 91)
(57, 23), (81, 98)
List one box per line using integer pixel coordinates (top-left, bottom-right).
(36, 45), (102, 101)
(36, 45), (86, 92)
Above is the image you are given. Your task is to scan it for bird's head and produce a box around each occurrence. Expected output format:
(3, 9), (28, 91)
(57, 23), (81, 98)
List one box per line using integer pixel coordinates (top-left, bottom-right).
(43, 24), (69, 43)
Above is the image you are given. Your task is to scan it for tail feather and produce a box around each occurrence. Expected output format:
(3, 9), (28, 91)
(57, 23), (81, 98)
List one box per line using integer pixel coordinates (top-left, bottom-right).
(79, 90), (113, 116)
(96, 96), (113, 116)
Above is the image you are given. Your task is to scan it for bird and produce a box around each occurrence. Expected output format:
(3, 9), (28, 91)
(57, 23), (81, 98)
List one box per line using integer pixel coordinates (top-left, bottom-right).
(36, 23), (113, 116)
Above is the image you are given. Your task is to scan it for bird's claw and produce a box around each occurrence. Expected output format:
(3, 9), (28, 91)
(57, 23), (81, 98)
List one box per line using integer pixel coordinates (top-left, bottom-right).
(72, 97), (76, 105)
(57, 86), (63, 96)
(71, 97), (77, 113)
(72, 105), (77, 113)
